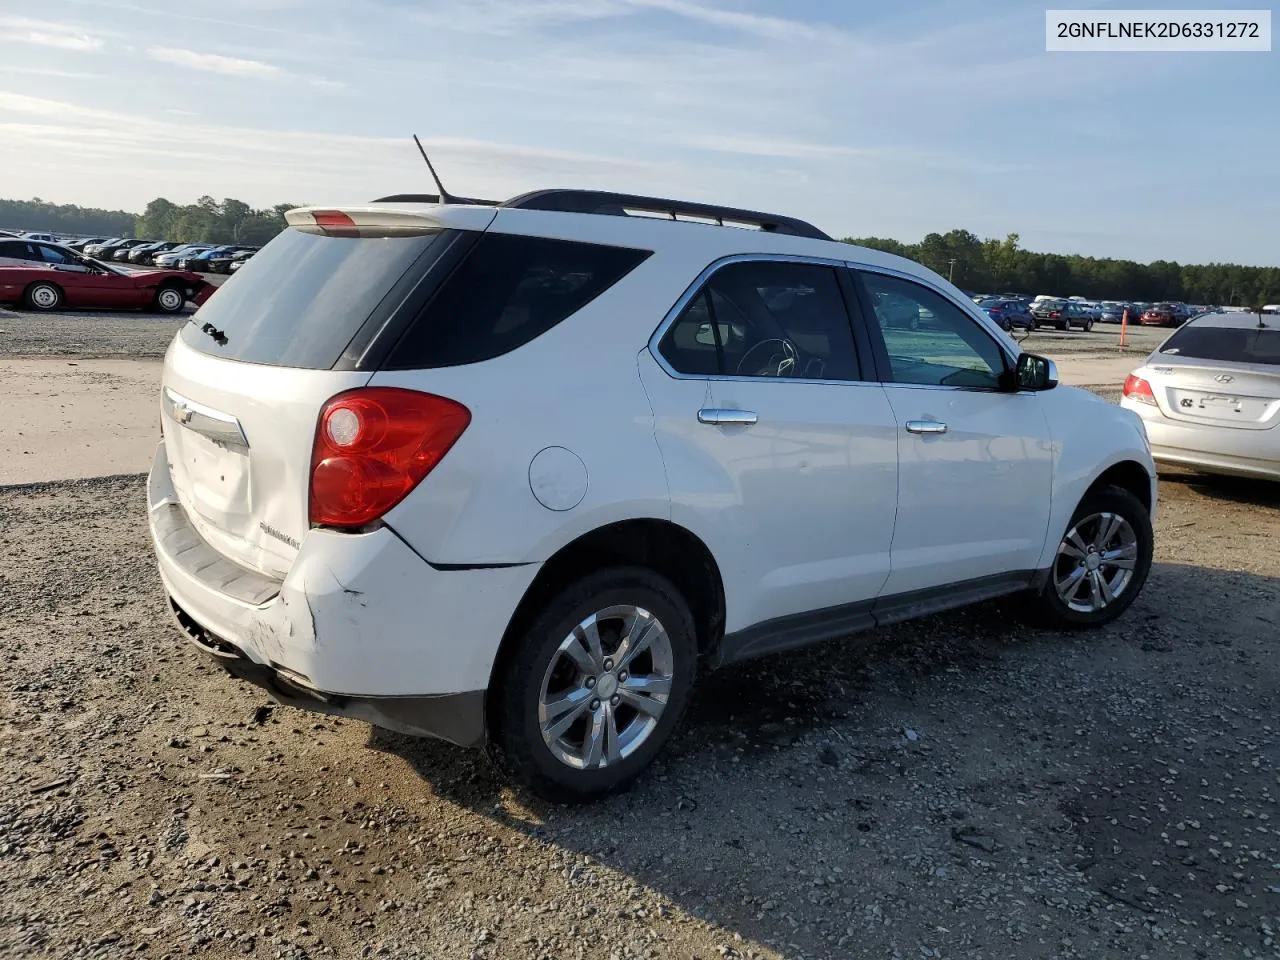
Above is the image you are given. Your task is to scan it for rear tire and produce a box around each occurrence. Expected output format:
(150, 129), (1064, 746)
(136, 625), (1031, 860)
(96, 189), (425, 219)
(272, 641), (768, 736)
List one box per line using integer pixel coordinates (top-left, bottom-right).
(1029, 484), (1153, 629)
(154, 285), (187, 314)
(1084, 320), (1094, 332)
(23, 281), (62, 311)
(489, 567), (697, 802)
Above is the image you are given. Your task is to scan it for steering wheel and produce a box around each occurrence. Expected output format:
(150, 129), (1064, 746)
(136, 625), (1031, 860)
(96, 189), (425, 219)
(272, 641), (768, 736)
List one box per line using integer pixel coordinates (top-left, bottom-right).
(736, 338), (799, 378)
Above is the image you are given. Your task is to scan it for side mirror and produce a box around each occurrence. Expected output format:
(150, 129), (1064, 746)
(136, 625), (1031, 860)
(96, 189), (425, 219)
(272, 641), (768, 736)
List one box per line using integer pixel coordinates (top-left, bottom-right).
(1014, 353), (1058, 391)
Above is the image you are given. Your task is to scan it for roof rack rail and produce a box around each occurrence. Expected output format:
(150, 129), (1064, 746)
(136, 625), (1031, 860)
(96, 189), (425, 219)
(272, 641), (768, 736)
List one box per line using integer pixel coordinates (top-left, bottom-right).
(501, 189), (832, 241)
(373, 193), (502, 206)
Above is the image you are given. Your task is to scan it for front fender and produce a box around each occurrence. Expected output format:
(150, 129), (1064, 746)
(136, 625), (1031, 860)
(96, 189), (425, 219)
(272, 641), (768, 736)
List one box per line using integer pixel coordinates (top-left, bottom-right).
(1035, 388), (1156, 570)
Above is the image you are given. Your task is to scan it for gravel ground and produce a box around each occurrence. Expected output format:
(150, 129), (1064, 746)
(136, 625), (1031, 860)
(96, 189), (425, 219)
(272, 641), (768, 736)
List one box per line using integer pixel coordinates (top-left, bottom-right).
(0, 308), (185, 359)
(1, 306), (1272, 959)
(2, 471), (1278, 960)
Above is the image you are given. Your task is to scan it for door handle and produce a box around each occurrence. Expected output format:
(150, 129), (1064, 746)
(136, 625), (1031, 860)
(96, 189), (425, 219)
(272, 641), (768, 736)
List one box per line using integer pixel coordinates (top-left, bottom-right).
(698, 408), (758, 426)
(904, 420), (947, 435)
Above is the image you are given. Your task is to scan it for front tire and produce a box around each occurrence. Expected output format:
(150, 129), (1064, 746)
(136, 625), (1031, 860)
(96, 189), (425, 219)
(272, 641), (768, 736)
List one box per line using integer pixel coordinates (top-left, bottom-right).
(1031, 485), (1153, 629)
(24, 281), (63, 311)
(154, 285), (187, 314)
(489, 568), (697, 802)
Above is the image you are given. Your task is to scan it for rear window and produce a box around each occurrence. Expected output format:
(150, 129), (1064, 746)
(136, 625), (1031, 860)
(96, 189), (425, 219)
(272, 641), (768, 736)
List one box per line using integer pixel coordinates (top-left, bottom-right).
(382, 233), (650, 370)
(1159, 325), (1280, 365)
(180, 227), (446, 368)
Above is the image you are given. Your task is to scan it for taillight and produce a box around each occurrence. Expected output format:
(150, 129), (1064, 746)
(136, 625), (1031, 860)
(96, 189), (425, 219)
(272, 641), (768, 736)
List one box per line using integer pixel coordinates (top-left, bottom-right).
(1050, 310), (1060, 318)
(309, 388), (471, 528)
(311, 210), (356, 230)
(1123, 374), (1157, 405)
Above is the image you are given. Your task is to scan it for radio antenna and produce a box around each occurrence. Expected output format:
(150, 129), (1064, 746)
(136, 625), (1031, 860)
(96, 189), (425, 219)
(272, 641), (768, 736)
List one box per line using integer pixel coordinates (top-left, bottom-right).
(412, 134), (454, 205)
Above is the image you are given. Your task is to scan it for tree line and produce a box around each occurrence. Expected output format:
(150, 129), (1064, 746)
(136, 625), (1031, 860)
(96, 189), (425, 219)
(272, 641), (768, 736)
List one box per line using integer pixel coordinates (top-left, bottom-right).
(0, 196), (299, 247)
(4, 197), (1275, 305)
(846, 229), (1280, 308)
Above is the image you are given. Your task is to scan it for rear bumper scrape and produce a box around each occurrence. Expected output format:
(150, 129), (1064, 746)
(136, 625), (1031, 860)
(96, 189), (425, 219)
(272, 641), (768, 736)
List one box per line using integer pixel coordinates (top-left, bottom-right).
(148, 440), (540, 711)
(168, 596), (485, 746)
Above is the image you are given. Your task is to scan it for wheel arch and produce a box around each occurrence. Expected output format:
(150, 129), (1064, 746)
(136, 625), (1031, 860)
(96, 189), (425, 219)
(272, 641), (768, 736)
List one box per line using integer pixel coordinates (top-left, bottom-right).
(1088, 459), (1154, 514)
(489, 518), (726, 693)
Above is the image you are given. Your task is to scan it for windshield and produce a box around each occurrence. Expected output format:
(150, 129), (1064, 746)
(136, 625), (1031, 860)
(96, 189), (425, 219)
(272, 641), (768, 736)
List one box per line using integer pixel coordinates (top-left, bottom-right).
(1159, 325), (1280, 365)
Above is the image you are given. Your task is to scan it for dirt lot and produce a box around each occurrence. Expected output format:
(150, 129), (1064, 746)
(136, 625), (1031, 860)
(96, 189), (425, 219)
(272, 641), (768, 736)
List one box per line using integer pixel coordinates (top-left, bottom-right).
(3, 312), (1278, 960)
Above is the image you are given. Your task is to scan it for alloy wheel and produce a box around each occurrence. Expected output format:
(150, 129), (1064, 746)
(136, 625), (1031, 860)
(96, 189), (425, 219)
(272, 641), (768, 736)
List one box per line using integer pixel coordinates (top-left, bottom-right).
(1053, 512), (1139, 613)
(538, 605), (674, 770)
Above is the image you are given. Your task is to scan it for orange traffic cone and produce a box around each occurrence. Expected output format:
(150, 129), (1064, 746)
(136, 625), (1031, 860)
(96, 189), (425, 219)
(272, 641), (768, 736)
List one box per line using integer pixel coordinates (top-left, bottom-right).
(1119, 308), (1128, 348)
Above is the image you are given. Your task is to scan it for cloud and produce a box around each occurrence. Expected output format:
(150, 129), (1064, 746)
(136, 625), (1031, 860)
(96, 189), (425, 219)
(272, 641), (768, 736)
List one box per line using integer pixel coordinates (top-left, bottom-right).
(147, 47), (286, 79)
(0, 93), (676, 209)
(624, 0), (832, 42)
(0, 65), (105, 79)
(0, 16), (106, 51)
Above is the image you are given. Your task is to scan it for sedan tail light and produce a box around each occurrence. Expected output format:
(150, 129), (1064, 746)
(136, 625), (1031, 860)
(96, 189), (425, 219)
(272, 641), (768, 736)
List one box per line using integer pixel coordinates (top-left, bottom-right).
(310, 388), (471, 528)
(1123, 374), (1157, 406)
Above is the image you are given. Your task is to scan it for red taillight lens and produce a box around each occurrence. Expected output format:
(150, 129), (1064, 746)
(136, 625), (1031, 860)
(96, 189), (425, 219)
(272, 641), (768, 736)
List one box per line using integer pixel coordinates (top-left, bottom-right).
(1123, 374), (1157, 405)
(309, 388), (470, 528)
(312, 210), (356, 230)
(1050, 311), (1060, 318)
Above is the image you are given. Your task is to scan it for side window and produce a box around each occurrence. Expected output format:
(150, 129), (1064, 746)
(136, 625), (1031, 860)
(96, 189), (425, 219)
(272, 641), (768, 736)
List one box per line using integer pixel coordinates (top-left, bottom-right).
(384, 234), (651, 370)
(659, 260), (860, 381)
(860, 272), (1008, 389)
(38, 245), (72, 264)
(0, 242), (39, 262)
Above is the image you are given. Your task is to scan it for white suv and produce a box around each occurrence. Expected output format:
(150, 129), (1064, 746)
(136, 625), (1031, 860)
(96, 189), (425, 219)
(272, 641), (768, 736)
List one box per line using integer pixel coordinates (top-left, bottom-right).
(148, 189), (1156, 800)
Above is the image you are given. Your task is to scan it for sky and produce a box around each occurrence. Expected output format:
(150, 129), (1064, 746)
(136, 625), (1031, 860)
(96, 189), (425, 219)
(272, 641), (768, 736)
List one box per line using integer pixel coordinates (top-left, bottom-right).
(0, 0), (1276, 265)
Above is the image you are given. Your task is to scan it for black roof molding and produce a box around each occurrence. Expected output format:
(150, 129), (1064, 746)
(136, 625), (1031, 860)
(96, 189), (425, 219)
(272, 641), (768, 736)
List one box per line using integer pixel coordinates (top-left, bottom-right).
(373, 193), (502, 206)
(502, 189), (832, 241)
(372, 188), (831, 241)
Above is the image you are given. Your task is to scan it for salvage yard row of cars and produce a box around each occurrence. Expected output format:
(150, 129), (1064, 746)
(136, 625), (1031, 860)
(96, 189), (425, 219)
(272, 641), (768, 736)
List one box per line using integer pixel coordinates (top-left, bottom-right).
(0, 229), (258, 274)
(0, 232), (217, 312)
(970, 292), (1230, 332)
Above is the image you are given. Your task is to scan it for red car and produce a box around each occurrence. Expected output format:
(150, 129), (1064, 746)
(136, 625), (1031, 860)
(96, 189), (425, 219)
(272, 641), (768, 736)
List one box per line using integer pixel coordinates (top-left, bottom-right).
(1140, 303), (1181, 327)
(0, 262), (215, 314)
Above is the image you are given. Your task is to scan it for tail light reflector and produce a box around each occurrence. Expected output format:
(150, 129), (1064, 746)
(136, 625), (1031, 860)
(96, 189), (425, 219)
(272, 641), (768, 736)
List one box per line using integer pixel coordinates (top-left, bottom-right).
(1123, 374), (1157, 405)
(310, 388), (470, 528)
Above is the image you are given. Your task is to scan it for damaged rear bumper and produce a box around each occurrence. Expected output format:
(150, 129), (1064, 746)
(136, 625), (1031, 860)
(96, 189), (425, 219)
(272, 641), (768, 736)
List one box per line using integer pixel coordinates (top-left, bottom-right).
(168, 597), (485, 745)
(146, 442), (540, 747)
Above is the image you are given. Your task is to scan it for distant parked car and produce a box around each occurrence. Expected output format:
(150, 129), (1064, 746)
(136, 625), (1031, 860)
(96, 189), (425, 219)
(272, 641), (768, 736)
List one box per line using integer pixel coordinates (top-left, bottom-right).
(981, 298), (1036, 331)
(156, 245), (214, 268)
(1033, 299), (1094, 331)
(65, 237), (106, 251)
(126, 241), (183, 264)
(0, 258), (215, 313)
(1122, 311), (1280, 480)
(84, 238), (149, 259)
(21, 232), (61, 244)
(148, 243), (209, 266)
(1099, 303), (1134, 323)
(206, 248), (258, 274)
(178, 246), (240, 271)
(113, 240), (161, 261)
(1141, 303), (1182, 327)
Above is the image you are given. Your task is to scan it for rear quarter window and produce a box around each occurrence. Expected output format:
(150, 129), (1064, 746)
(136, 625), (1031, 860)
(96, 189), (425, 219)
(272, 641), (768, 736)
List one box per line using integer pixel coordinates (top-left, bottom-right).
(381, 233), (651, 370)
